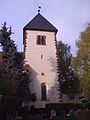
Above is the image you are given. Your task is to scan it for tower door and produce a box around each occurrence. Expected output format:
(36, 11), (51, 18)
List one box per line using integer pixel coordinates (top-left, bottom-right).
(41, 83), (46, 100)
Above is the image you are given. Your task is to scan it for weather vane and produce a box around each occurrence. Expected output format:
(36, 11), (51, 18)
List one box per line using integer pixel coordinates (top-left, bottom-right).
(38, 6), (41, 13)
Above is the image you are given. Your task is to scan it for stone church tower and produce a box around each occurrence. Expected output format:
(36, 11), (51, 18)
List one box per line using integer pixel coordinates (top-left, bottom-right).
(23, 12), (59, 108)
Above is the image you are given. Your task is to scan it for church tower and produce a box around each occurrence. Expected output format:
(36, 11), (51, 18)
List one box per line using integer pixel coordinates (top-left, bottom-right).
(23, 12), (59, 108)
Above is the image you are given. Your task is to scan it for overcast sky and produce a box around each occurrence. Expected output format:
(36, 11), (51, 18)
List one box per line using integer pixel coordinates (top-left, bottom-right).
(0, 0), (90, 56)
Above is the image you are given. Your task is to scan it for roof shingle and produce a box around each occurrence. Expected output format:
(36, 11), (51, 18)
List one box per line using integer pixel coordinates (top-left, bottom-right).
(24, 13), (58, 33)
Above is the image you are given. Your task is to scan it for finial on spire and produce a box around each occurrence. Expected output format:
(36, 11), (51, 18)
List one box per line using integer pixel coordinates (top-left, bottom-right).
(38, 6), (41, 13)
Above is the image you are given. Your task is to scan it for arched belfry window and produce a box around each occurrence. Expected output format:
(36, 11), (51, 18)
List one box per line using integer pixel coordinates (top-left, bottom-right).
(41, 83), (47, 100)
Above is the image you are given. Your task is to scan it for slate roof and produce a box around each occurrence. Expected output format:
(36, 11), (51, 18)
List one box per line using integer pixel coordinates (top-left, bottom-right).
(24, 13), (58, 33)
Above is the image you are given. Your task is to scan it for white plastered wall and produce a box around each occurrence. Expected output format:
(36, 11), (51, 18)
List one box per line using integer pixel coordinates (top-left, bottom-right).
(25, 30), (59, 108)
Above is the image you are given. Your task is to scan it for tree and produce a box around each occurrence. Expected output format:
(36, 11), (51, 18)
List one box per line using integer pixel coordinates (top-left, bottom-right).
(17, 71), (36, 102)
(57, 41), (79, 99)
(0, 23), (36, 102)
(72, 23), (90, 101)
(0, 63), (9, 94)
(0, 22), (17, 95)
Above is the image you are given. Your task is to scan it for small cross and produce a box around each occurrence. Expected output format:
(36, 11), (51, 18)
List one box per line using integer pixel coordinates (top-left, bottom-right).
(38, 6), (41, 13)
